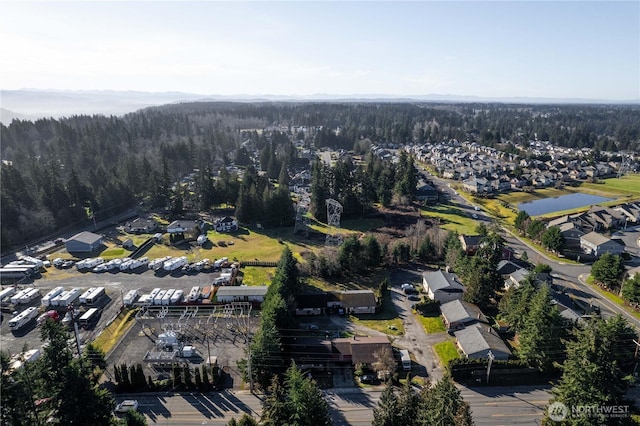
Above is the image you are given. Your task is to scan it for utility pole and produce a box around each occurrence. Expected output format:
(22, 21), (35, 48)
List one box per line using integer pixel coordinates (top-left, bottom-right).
(633, 339), (640, 378)
(247, 335), (254, 394)
(69, 305), (82, 358)
(486, 350), (495, 384)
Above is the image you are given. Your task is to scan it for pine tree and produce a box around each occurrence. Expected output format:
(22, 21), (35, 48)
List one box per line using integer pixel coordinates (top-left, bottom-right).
(420, 374), (473, 426)
(372, 382), (399, 426)
(545, 317), (635, 425)
(517, 284), (563, 371)
(261, 375), (290, 426)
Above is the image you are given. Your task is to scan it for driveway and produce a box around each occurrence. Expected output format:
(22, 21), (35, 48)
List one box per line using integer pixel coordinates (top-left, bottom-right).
(389, 268), (447, 383)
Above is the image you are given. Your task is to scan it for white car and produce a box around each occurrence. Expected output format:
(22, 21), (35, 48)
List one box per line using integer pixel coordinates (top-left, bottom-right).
(115, 400), (139, 413)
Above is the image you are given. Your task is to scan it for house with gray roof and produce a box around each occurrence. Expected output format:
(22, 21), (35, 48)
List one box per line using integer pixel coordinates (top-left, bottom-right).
(580, 232), (624, 257)
(422, 270), (465, 304)
(440, 300), (488, 331)
(454, 324), (512, 360)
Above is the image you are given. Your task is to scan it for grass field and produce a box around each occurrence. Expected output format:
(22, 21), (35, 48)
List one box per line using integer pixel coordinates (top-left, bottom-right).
(433, 340), (460, 367)
(420, 203), (478, 235)
(240, 266), (276, 286)
(416, 313), (446, 334)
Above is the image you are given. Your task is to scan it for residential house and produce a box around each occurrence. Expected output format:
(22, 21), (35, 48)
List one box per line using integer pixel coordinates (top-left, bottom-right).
(580, 232), (625, 256)
(336, 290), (377, 314)
(459, 235), (484, 256)
(557, 222), (585, 249)
(294, 293), (328, 316)
(462, 177), (492, 194)
(415, 182), (438, 202)
(626, 266), (640, 280)
(422, 270), (465, 304)
(125, 217), (158, 234)
(166, 220), (199, 234)
(332, 336), (392, 367)
(454, 324), (512, 360)
(215, 216), (238, 232)
(614, 203), (640, 225)
(440, 300), (489, 330)
(587, 206), (626, 230)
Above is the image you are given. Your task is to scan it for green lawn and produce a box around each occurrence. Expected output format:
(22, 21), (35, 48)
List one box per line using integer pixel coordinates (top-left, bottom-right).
(416, 313), (446, 334)
(351, 294), (404, 336)
(239, 266), (276, 286)
(586, 276), (640, 320)
(433, 340), (461, 367)
(420, 203), (478, 235)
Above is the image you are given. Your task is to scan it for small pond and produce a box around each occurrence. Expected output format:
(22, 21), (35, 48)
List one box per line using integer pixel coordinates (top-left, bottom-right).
(518, 193), (613, 216)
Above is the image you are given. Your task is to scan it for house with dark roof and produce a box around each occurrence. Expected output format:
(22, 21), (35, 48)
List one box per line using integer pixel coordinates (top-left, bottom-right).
(458, 235), (484, 255)
(336, 290), (377, 314)
(415, 182), (438, 202)
(332, 336), (392, 366)
(580, 232), (624, 256)
(454, 324), (512, 360)
(422, 270), (464, 304)
(557, 222), (585, 249)
(440, 300), (488, 331)
(294, 293), (328, 316)
(65, 231), (103, 253)
(215, 216), (238, 232)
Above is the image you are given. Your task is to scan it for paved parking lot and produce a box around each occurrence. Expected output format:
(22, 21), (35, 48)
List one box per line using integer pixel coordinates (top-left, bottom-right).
(0, 266), (235, 358)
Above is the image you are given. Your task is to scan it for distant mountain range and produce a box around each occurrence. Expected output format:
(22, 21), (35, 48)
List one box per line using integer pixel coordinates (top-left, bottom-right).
(2, 89), (638, 125)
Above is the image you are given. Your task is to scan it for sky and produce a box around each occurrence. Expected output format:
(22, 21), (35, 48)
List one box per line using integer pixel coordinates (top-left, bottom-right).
(1, 1), (639, 101)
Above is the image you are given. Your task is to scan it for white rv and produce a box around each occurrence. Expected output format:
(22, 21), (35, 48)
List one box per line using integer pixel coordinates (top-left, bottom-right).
(42, 287), (64, 307)
(161, 289), (175, 306)
(187, 286), (200, 302)
(170, 289), (184, 304)
(79, 288), (97, 305)
(8, 307), (39, 330)
(122, 290), (138, 306)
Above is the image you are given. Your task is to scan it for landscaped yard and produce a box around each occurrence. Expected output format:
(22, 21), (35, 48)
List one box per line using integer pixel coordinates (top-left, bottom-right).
(433, 340), (461, 367)
(416, 312), (446, 334)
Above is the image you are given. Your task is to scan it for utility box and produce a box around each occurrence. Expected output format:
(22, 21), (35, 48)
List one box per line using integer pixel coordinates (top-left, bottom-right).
(181, 345), (195, 357)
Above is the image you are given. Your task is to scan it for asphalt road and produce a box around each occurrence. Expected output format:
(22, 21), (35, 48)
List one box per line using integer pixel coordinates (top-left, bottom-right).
(120, 386), (557, 425)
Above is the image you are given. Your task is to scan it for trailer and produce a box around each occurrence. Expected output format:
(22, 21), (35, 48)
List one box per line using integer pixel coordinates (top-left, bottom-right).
(18, 288), (40, 304)
(57, 287), (82, 307)
(79, 288), (97, 305)
(149, 256), (172, 271)
(10, 289), (29, 305)
(149, 288), (162, 300)
(187, 286), (200, 302)
(194, 259), (209, 271)
(170, 289), (184, 304)
(161, 289), (175, 306)
(128, 257), (149, 270)
(153, 290), (167, 306)
(119, 258), (133, 271)
(78, 258), (104, 270)
(50, 291), (67, 307)
(4, 262), (40, 274)
(137, 294), (153, 305)
(85, 287), (105, 305)
(200, 285), (213, 300)
(123, 290), (139, 306)
(0, 266), (35, 280)
(42, 286), (65, 307)
(0, 287), (17, 302)
(8, 307), (39, 330)
(18, 255), (44, 269)
(163, 256), (187, 272)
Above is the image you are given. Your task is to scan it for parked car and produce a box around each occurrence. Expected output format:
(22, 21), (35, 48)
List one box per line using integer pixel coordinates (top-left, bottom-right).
(407, 295), (421, 302)
(115, 400), (139, 413)
(359, 374), (376, 384)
